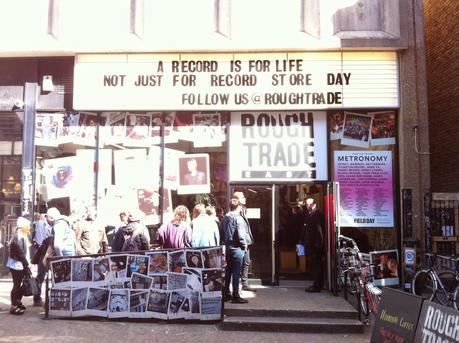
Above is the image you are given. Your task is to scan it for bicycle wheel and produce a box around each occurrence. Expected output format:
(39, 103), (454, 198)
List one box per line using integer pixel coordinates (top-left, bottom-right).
(366, 282), (382, 315)
(453, 286), (459, 310)
(436, 271), (457, 306)
(412, 270), (436, 300)
(357, 290), (369, 316)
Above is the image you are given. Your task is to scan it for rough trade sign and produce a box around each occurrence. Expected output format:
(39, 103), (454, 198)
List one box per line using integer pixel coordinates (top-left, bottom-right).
(414, 301), (459, 343)
(229, 111), (327, 182)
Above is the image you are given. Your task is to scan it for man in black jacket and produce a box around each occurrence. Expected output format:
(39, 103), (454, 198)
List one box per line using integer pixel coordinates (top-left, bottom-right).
(300, 197), (325, 292)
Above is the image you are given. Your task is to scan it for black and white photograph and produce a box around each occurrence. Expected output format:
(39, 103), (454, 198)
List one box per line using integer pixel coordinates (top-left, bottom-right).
(109, 254), (128, 279)
(127, 255), (149, 277)
(129, 290), (149, 318)
(370, 249), (400, 287)
(150, 111), (176, 144)
(182, 267), (203, 292)
(108, 289), (129, 318)
(151, 274), (168, 290)
(200, 292), (222, 320)
(103, 112), (127, 144)
(167, 272), (188, 291)
(51, 259), (72, 287)
(168, 290), (189, 319)
(49, 288), (71, 317)
(35, 112), (62, 146)
(202, 269), (223, 293)
(71, 287), (89, 317)
(147, 289), (170, 320)
(188, 290), (201, 320)
(192, 112), (224, 148)
(86, 287), (110, 317)
(71, 259), (93, 286)
(341, 112), (372, 148)
(93, 257), (110, 284)
(185, 250), (203, 268)
(369, 111), (396, 146)
(59, 112), (80, 144)
(202, 247), (223, 268)
(177, 154), (210, 195)
(131, 272), (153, 290)
(76, 112), (106, 146)
(125, 113), (152, 146)
(168, 250), (186, 273)
(146, 251), (169, 274)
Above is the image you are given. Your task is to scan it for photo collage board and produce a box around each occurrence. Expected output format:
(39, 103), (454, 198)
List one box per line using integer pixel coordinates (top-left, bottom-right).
(49, 247), (223, 321)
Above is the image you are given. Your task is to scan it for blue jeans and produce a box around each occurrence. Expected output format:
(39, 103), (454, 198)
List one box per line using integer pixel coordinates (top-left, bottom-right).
(34, 259), (47, 301)
(224, 248), (245, 297)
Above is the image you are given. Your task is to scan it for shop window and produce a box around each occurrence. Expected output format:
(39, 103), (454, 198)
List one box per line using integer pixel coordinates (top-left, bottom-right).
(33, 111), (229, 232)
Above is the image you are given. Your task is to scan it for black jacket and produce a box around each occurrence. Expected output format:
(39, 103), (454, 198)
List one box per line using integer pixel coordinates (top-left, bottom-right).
(299, 207), (325, 254)
(9, 234), (29, 268)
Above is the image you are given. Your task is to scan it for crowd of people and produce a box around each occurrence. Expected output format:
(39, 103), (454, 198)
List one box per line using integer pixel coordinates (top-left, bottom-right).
(4, 191), (259, 314)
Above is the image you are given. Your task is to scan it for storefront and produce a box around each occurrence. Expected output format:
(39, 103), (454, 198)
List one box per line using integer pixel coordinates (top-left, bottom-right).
(29, 51), (400, 286)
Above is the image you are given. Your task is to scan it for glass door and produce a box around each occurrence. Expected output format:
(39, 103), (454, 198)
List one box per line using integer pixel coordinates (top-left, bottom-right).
(229, 185), (274, 284)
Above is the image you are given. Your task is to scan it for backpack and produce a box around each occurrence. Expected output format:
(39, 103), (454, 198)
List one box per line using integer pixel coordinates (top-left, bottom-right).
(121, 233), (140, 252)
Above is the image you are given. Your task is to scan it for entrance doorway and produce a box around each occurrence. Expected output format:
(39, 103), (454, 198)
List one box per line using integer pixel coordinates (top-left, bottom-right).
(229, 183), (339, 286)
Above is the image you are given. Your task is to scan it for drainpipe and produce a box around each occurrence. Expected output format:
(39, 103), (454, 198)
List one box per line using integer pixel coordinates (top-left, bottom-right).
(20, 83), (38, 220)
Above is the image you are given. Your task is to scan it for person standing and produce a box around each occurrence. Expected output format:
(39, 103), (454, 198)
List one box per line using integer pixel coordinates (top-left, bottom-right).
(31, 212), (52, 306)
(46, 207), (76, 257)
(156, 205), (192, 249)
(222, 198), (251, 303)
(300, 197), (325, 292)
(7, 217), (31, 315)
(111, 211), (128, 252)
(233, 191), (256, 292)
(190, 204), (220, 247)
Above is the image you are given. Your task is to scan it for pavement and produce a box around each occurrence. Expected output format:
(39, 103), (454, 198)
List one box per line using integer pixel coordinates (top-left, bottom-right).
(0, 276), (374, 343)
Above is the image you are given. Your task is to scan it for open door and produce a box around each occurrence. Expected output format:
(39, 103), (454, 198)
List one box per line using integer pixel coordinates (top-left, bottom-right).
(326, 182), (340, 294)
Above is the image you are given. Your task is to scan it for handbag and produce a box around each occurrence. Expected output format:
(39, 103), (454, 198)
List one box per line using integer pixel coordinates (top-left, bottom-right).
(21, 268), (40, 297)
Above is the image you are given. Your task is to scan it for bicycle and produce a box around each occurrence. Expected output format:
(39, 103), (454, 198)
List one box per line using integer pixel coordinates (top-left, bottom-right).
(412, 252), (459, 309)
(338, 235), (382, 322)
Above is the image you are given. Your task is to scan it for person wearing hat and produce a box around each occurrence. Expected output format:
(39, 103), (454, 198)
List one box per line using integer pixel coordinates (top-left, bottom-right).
(7, 216), (32, 315)
(45, 207), (76, 257)
(119, 210), (150, 251)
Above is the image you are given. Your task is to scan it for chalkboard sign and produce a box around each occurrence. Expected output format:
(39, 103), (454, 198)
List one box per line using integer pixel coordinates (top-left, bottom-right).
(370, 287), (423, 343)
(414, 300), (459, 343)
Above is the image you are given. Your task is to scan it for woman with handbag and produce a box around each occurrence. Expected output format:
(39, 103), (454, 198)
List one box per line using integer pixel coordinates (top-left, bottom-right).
(6, 216), (31, 315)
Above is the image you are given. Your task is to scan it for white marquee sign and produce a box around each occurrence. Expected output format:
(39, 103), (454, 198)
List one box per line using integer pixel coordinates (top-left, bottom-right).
(73, 52), (399, 110)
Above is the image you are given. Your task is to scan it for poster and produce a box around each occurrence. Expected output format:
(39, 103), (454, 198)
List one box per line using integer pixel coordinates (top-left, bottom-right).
(147, 289), (170, 319)
(177, 154), (210, 195)
(341, 112), (372, 148)
(86, 287), (110, 317)
(129, 290), (149, 318)
(150, 112), (177, 144)
(108, 289), (129, 318)
(113, 149), (149, 188)
(370, 111), (396, 146)
(136, 187), (171, 225)
(192, 112), (224, 147)
(334, 151), (394, 227)
(60, 112), (80, 144)
(125, 113), (152, 146)
(146, 251), (169, 275)
(43, 156), (79, 200)
(370, 250), (400, 286)
(51, 259), (72, 288)
(328, 112), (344, 141)
(71, 259), (93, 287)
(229, 111), (328, 182)
(71, 287), (89, 317)
(103, 111), (127, 144)
(35, 113), (62, 146)
(49, 288), (71, 317)
(75, 112), (106, 146)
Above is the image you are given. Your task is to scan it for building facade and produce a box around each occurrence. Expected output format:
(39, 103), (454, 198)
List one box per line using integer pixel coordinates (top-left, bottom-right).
(0, 0), (429, 286)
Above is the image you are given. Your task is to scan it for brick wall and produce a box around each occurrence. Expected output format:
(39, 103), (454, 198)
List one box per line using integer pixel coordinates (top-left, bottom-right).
(424, 0), (459, 192)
